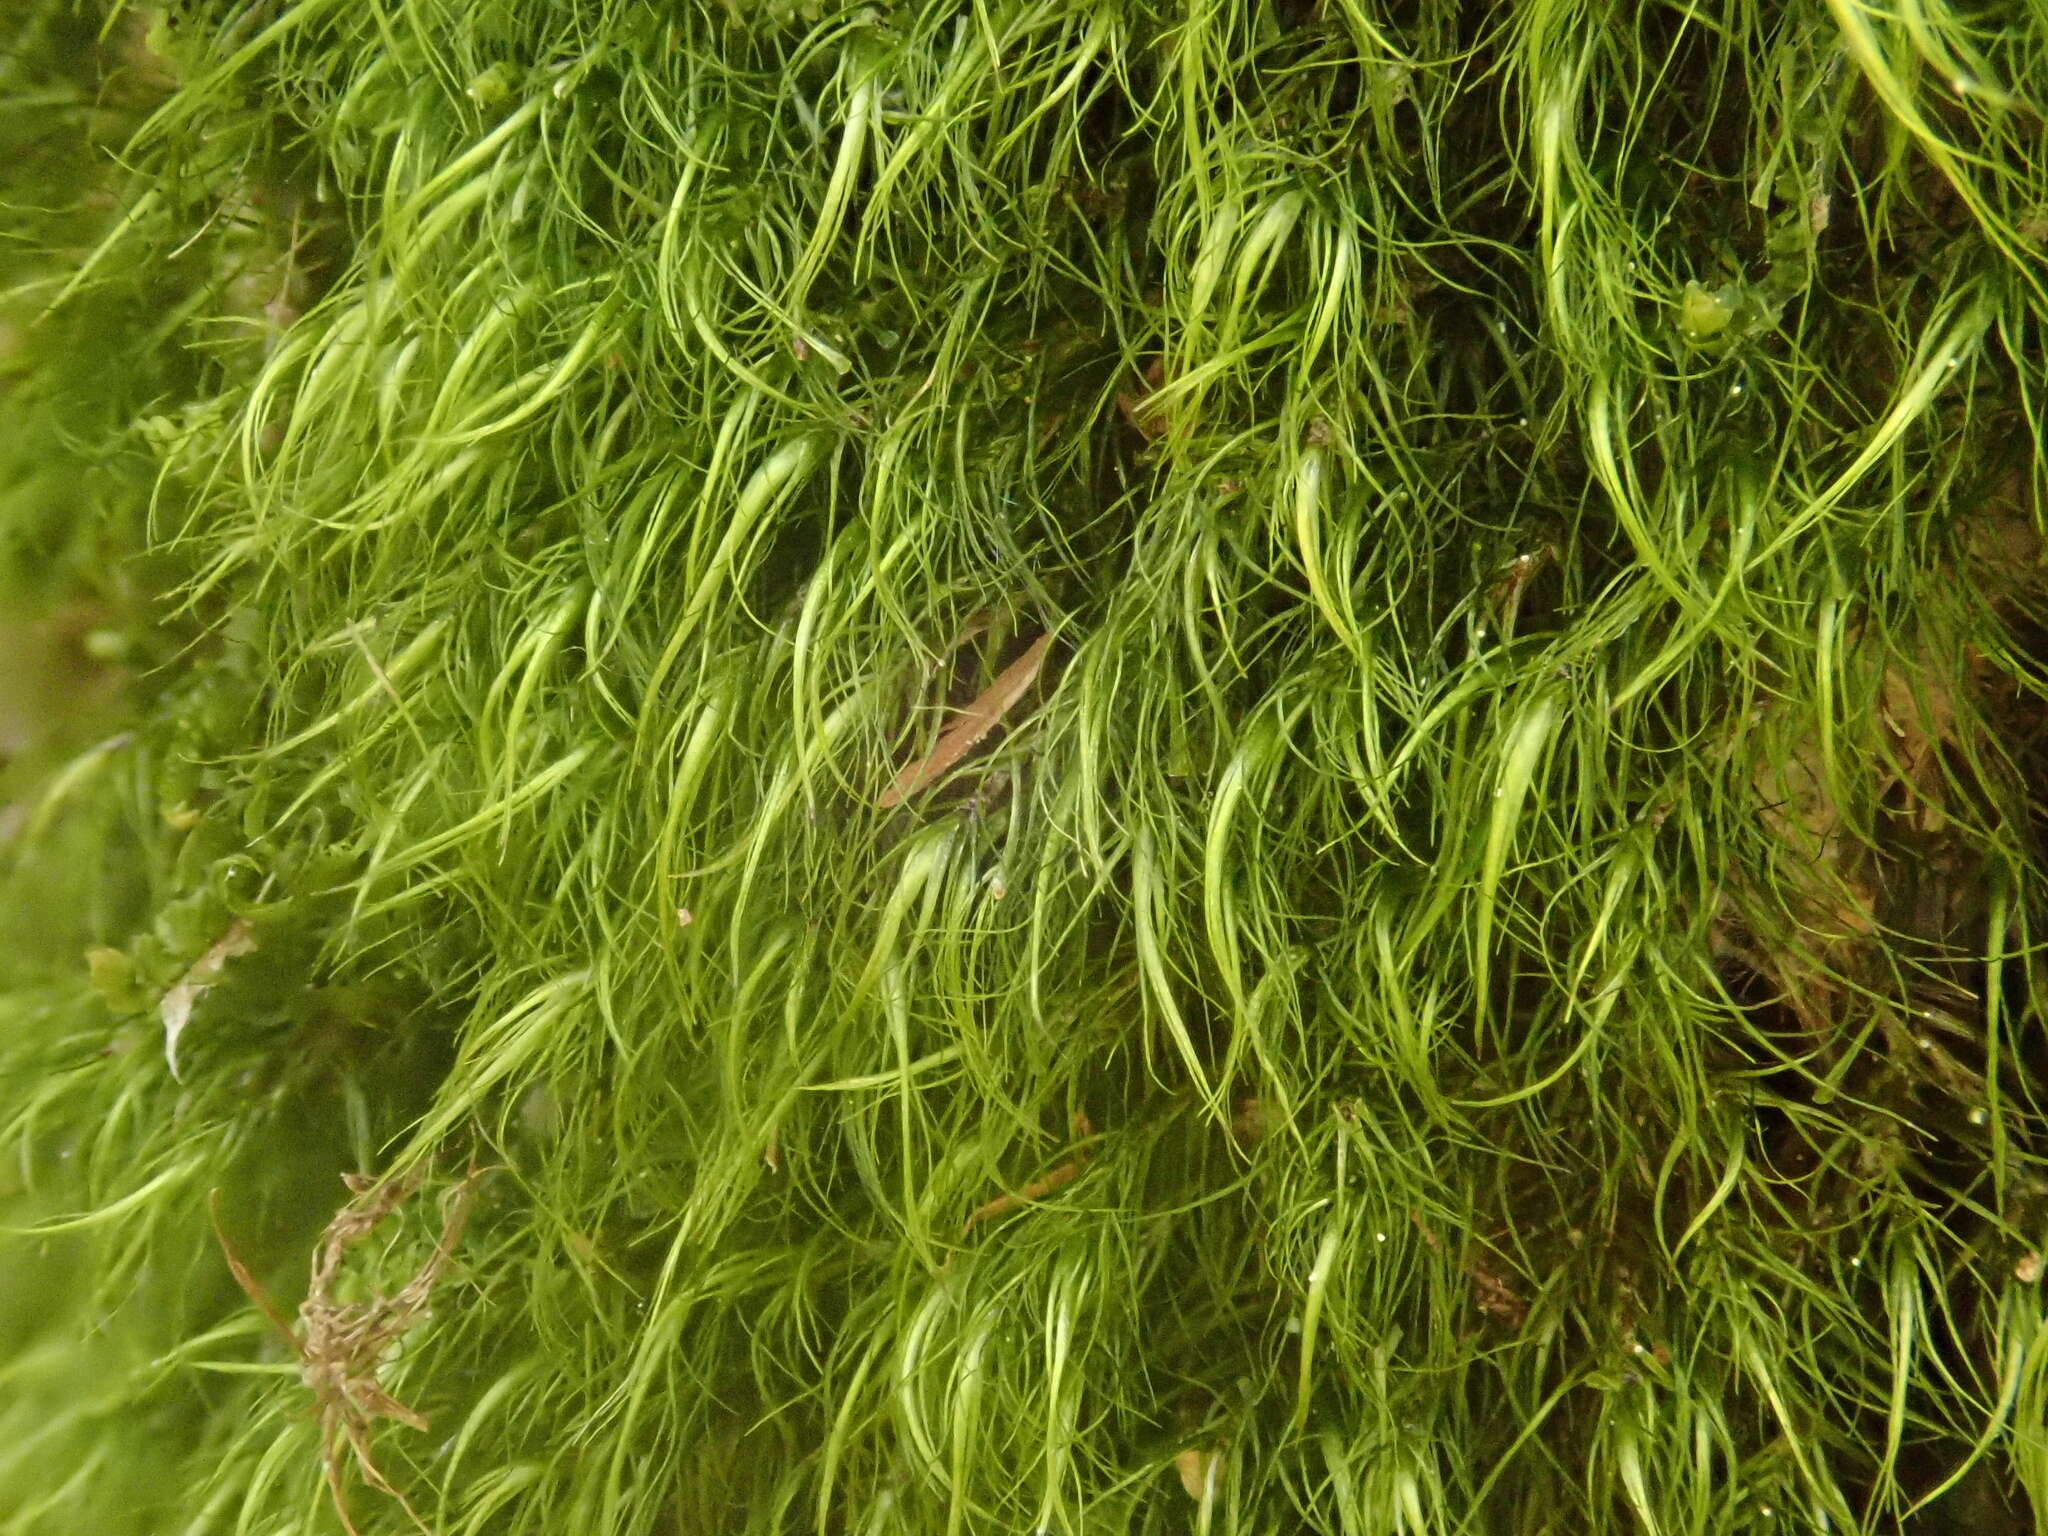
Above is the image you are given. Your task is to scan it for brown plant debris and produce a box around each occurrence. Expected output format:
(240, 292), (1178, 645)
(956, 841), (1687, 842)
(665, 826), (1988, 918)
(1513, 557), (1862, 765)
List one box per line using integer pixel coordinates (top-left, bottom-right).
(1468, 1256), (1531, 1327)
(1411, 1210), (1529, 1327)
(1731, 616), (1992, 1067)
(1115, 356), (1170, 440)
(963, 1113), (1095, 1233)
(880, 631), (1053, 807)
(210, 1168), (479, 1535)
(1876, 651), (1959, 834)
(1231, 1095), (1272, 1147)
(161, 918), (258, 1079)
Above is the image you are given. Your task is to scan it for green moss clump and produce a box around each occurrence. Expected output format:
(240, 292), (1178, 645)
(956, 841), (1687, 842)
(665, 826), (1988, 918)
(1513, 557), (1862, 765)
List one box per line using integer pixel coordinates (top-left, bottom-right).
(6, 1), (2048, 1532)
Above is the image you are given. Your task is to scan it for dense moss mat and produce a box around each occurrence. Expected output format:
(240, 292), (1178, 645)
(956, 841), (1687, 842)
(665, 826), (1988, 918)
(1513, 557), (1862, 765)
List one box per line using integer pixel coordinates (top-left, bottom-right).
(6, 0), (2048, 1530)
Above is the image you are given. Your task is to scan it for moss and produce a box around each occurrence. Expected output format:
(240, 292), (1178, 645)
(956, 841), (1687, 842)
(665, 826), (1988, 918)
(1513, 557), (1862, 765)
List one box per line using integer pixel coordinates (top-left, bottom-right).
(5, 0), (2048, 1531)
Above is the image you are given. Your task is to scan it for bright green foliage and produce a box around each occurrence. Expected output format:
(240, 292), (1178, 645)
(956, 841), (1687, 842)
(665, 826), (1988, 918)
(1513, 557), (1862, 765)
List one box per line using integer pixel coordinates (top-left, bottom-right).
(6, 0), (2048, 1531)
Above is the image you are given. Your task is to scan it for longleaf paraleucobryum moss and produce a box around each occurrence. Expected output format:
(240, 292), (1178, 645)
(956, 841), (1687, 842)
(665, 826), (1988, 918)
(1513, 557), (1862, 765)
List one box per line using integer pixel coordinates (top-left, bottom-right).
(5, 1), (2048, 1532)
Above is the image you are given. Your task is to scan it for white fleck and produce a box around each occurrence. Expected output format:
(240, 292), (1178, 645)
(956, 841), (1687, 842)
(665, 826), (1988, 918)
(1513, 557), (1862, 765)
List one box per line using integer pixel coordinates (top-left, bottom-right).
(1375, 1231), (1388, 1242)
(1969, 1107), (1988, 1126)
(160, 920), (259, 1080)
(1285, 1315), (1302, 1334)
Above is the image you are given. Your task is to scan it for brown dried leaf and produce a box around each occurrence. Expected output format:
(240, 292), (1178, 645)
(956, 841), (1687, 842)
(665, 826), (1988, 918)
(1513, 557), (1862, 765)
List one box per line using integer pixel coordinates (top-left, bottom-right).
(880, 632), (1052, 807)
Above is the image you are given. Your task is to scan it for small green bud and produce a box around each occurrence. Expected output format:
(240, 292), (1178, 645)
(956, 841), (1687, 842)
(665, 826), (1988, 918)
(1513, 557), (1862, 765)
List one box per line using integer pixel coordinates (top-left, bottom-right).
(1679, 280), (1736, 340)
(86, 946), (145, 1011)
(467, 62), (518, 109)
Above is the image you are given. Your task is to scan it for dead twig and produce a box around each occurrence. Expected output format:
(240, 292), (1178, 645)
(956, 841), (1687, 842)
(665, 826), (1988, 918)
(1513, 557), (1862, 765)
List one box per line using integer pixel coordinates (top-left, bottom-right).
(963, 1113), (1095, 1233)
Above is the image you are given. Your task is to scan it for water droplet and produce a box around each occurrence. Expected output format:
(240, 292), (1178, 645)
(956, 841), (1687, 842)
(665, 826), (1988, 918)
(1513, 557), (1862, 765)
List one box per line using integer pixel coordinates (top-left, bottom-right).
(1969, 1106), (1988, 1125)
(1375, 1231), (1388, 1242)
